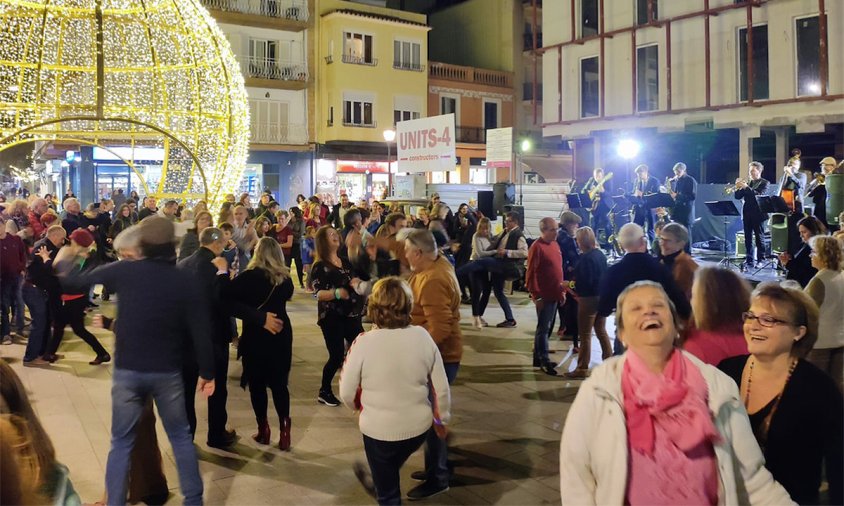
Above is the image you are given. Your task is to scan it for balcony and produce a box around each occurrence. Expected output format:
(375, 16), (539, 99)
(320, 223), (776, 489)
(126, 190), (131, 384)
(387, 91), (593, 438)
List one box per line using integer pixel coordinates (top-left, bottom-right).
(251, 122), (307, 145)
(343, 120), (377, 128)
(239, 56), (308, 88)
(200, 0), (309, 22)
(455, 126), (486, 144)
(342, 54), (378, 66)
(429, 62), (513, 89)
(522, 83), (543, 101)
(393, 61), (425, 72)
(523, 32), (542, 50)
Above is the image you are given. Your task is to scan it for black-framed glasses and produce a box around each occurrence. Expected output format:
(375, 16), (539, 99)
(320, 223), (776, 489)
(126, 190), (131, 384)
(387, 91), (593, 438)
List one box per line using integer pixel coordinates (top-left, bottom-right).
(741, 311), (796, 328)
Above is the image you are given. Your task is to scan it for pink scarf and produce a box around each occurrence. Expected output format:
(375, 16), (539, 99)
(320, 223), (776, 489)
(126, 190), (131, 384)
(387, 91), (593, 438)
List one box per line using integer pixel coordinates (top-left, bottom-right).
(622, 349), (721, 457)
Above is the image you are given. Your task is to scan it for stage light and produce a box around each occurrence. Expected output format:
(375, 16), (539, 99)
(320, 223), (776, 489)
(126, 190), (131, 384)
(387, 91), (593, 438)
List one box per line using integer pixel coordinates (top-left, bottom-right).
(617, 139), (641, 160)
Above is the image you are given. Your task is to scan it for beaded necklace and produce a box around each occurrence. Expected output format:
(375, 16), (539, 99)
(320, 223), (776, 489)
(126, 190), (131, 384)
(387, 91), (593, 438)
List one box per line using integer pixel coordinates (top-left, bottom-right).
(745, 356), (798, 451)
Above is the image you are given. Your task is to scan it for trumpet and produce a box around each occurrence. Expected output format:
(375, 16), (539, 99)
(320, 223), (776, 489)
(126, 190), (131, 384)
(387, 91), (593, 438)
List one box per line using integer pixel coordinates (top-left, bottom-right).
(725, 178), (748, 194)
(806, 172), (826, 193)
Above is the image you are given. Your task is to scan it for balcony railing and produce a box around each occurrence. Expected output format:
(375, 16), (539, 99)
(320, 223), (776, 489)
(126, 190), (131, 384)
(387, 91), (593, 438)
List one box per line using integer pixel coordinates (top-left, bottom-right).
(393, 61), (425, 72)
(522, 83), (543, 101)
(200, 0), (309, 21)
(251, 122), (307, 145)
(343, 120), (377, 128)
(455, 126), (486, 144)
(342, 54), (378, 66)
(523, 32), (543, 50)
(429, 62), (513, 88)
(239, 56), (308, 82)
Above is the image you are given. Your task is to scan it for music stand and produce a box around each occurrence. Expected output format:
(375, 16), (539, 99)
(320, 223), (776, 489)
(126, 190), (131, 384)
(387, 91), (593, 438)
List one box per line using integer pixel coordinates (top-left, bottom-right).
(566, 193), (592, 211)
(643, 192), (675, 211)
(704, 201), (741, 269)
(753, 196), (789, 274)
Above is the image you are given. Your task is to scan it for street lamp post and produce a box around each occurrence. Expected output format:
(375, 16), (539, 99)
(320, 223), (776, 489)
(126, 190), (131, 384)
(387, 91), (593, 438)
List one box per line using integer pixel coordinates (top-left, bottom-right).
(383, 129), (396, 198)
(518, 138), (532, 205)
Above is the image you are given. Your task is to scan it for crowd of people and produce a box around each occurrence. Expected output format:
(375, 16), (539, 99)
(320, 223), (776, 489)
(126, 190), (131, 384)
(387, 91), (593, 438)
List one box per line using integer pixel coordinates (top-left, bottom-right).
(1, 183), (843, 505)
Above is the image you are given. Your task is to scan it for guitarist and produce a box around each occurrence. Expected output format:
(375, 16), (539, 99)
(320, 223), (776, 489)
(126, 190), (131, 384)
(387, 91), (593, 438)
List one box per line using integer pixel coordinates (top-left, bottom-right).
(581, 168), (613, 245)
(669, 162), (697, 252)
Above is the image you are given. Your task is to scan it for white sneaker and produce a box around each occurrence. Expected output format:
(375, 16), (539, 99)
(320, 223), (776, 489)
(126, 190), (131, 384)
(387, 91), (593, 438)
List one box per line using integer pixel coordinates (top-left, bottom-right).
(1, 335), (12, 345)
(472, 317), (483, 329)
(479, 318), (489, 327)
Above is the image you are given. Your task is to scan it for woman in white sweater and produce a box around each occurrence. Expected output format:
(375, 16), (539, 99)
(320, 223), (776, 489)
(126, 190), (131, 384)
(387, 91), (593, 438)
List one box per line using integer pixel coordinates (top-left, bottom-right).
(804, 235), (844, 392)
(340, 277), (451, 505)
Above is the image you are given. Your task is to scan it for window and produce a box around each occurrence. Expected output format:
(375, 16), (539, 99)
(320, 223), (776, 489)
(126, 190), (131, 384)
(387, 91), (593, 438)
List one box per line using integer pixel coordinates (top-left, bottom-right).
(343, 32), (374, 65)
(393, 109), (420, 125)
(581, 0), (599, 37)
(637, 45), (659, 112)
(796, 16), (822, 96)
(738, 25), (769, 101)
(636, 0), (657, 25)
(344, 99), (375, 127)
(580, 56), (600, 118)
(440, 95), (457, 116)
(393, 40), (422, 71)
(249, 99), (290, 143)
(483, 100), (500, 129)
(249, 39), (278, 62)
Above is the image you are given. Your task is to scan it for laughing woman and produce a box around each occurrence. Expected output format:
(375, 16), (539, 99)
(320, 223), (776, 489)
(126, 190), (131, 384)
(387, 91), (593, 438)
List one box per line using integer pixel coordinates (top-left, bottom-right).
(559, 280), (794, 506)
(719, 282), (843, 505)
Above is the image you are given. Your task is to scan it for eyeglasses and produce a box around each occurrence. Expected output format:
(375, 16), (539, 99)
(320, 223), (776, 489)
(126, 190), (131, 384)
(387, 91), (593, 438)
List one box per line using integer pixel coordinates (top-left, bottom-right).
(741, 311), (796, 327)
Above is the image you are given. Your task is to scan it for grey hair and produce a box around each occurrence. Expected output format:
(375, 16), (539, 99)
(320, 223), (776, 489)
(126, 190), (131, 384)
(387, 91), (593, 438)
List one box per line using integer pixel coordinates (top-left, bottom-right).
(404, 228), (438, 259)
(661, 222), (689, 245)
(113, 224), (143, 254)
(199, 227), (224, 246)
(618, 223), (645, 250)
(615, 280), (681, 333)
(673, 162), (687, 172)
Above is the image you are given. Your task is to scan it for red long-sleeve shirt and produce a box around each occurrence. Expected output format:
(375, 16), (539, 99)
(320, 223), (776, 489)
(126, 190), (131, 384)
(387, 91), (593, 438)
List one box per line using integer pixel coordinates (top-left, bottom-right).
(0, 233), (27, 280)
(526, 238), (565, 301)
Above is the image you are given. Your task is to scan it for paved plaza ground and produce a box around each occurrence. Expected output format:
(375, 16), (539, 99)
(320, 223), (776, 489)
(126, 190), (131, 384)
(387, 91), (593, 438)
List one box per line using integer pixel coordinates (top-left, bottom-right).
(1, 289), (616, 505)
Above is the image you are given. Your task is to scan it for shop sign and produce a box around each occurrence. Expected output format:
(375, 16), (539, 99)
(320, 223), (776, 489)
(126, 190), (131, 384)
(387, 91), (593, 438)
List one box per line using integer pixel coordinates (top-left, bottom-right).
(485, 127), (512, 168)
(336, 161), (388, 174)
(396, 113), (456, 172)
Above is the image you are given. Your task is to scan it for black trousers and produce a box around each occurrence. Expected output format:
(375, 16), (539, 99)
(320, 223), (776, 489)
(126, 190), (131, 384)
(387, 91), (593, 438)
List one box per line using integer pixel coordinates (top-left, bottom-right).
(633, 206), (656, 243)
(743, 215), (766, 263)
(319, 316), (364, 393)
(46, 297), (108, 357)
(363, 432), (427, 505)
(182, 361), (199, 438)
(289, 242), (305, 287)
(208, 344), (230, 439)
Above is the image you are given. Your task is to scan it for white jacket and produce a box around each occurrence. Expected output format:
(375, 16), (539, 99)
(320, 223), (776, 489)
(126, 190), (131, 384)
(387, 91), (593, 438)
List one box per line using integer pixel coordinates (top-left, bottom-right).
(559, 351), (794, 506)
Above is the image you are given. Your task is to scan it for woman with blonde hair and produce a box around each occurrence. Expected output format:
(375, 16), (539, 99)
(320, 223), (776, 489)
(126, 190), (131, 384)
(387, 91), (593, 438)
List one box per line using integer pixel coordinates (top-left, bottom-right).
(218, 237), (295, 450)
(455, 216), (496, 328)
(804, 235), (844, 391)
(340, 277), (450, 505)
(683, 267), (751, 366)
(719, 282), (842, 505)
(560, 281), (794, 505)
(310, 226), (364, 407)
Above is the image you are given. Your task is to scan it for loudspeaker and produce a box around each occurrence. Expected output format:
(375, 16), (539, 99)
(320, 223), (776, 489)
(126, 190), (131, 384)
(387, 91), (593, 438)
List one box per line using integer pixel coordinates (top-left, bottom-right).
(492, 182), (515, 216)
(502, 204), (525, 230)
(769, 213), (789, 253)
(477, 190), (494, 218)
(826, 174), (844, 226)
(735, 232), (745, 256)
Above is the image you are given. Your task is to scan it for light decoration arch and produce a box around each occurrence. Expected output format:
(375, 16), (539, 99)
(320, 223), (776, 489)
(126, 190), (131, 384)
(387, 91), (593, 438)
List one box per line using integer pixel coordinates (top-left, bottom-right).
(0, 0), (249, 208)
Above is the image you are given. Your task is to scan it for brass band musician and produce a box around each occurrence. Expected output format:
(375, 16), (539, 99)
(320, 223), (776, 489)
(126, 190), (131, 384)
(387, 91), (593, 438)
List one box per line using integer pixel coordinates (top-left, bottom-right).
(630, 164), (660, 242)
(668, 162), (697, 252)
(732, 161), (770, 268)
(807, 156), (837, 228)
(777, 150), (808, 215)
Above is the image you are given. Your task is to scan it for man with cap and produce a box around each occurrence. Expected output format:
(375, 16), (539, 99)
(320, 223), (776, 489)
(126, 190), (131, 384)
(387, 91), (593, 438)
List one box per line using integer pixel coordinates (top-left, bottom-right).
(808, 156), (837, 228)
(58, 216), (216, 505)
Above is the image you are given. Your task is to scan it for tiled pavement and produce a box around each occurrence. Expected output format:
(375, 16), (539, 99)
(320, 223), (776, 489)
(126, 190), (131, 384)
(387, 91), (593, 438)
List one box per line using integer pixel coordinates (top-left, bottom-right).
(1, 289), (616, 505)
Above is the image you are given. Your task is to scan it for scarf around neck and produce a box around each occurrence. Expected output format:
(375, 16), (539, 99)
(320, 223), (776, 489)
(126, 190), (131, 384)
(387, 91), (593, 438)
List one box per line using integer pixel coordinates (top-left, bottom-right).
(622, 349), (721, 457)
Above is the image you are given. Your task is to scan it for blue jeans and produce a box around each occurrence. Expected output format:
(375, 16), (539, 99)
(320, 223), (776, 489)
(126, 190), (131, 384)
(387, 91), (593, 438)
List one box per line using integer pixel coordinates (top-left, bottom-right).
(424, 362), (459, 488)
(22, 284), (50, 361)
(534, 301), (558, 364)
(0, 274), (22, 336)
(106, 369), (203, 505)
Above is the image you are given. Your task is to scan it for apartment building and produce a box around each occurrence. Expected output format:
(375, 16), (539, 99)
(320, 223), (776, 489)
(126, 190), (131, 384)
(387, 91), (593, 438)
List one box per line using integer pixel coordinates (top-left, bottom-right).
(314, 0), (429, 204)
(541, 0), (844, 187)
(427, 62), (515, 184)
(200, 0), (315, 206)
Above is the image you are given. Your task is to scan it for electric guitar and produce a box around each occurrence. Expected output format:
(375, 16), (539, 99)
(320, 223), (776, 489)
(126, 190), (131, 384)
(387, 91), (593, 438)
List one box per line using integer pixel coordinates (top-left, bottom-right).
(588, 172), (614, 212)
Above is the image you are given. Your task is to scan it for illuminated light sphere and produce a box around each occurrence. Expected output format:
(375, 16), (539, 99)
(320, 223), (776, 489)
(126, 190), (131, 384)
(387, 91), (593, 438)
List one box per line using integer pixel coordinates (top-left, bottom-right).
(0, 0), (249, 209)
(617, 139), (641, 160)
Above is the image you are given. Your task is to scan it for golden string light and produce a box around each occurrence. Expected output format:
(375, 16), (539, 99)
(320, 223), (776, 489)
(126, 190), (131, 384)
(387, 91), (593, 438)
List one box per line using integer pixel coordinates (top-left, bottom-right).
(0, 0), (249, 209)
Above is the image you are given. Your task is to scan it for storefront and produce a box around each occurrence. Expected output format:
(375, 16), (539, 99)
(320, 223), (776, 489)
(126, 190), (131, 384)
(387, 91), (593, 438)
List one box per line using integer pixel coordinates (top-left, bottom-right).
(91, 147), (163, 200)
(315, 159), (392, 206)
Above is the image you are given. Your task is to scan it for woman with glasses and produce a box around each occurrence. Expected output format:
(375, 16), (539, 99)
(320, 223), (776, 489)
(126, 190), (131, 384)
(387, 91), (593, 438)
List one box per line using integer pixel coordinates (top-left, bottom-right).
(719, 283), (842, 505)
(804, 235), (844, 392)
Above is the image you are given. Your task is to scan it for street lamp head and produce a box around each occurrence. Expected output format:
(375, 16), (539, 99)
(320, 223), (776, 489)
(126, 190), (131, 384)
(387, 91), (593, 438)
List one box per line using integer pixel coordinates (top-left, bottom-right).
(383, 129), (396, 142)
(617, 139), (641, 160)
(520, 139), (532, 153)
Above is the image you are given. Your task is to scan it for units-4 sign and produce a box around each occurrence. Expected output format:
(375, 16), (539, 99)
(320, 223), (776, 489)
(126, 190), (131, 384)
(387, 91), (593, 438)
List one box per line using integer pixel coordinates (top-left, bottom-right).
(396, 113), (457, 172)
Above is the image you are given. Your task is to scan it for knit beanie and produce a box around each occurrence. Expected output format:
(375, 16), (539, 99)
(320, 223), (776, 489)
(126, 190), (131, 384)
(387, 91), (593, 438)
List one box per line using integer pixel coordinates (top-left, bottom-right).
(69, 229), (94, 247)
